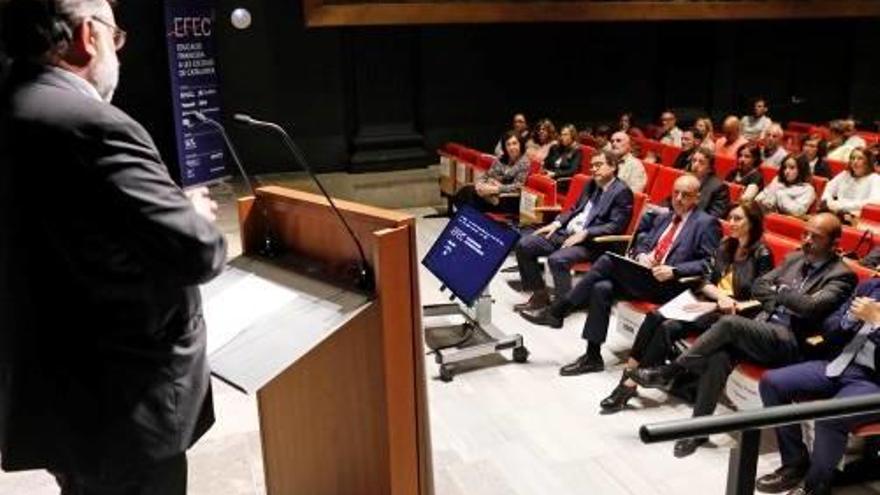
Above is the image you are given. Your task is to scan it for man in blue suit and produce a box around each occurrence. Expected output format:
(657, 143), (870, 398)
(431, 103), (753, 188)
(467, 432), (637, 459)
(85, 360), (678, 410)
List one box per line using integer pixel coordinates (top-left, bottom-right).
(756, 279), (880, 495)
(513, 150), (634, 311)
(522, 174), (721, 375)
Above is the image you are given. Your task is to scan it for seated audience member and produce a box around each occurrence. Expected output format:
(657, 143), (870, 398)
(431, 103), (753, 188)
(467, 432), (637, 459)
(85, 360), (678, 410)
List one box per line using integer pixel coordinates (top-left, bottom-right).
(619, 112), (645, 139)
(757, 281), (880, 495)
(494, 113), (530, 157)
(762, 123), (788, 167)
(543, 124), (583, 191)
(611, 131), (648, 193)
(629, 213), (856, 457)
(456, 130), (529, 213)
(601, 201), (772, 413)
(658, 110), (683, 147)
(521, 175), (721, 375)
(695, 117), (716, 152)
(690, 148), (731, 218)
(844, 118), (868, 149)
(821, 147), (880, 221)
(726, 143), (765, 202)
(826, 119), (856, 162)
(801, 135), (832, 179)
(715, 116), (750, 158)
(513, 150), (634, 311)
(741, 97), (773, 141)
(526, 118), (557, 163)
(594, 124), (613, 152)
(756, 154), (817, 217)
(672, 128), (702, 171)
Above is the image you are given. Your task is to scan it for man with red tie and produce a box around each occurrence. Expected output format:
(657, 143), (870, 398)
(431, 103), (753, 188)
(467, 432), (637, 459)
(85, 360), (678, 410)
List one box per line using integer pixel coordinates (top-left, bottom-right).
(521, 175), (721, 375)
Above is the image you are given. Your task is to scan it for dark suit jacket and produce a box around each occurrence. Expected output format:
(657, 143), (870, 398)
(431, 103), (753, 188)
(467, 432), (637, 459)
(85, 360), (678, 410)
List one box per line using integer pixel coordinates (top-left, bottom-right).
(632, 209), (721, 277)
(698, 174), (731, 218)
(822, 278), (880, 367)
(708, 240), (774, 300)
(556, 178), (634, 242)
(0, 63), (227, 473)
(751, 252), (857, 347)
(543, 144), (583, 180)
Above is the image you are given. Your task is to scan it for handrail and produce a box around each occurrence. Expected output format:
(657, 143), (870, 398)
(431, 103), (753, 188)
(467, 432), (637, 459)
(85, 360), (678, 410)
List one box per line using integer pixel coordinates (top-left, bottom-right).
(641, 392), (880, 444)
(640, 393), (880, 495)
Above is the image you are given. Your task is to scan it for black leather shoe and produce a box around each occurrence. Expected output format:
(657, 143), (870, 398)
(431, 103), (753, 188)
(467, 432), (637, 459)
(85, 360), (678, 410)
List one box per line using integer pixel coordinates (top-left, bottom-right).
(756, 464), (809, 493)
(559, 354), (604, 376)
(513, 291), (551, 312)
(673, 437), (708, 458)
(520, 307), (563, 329)
(600, 383), (637, 413)
(626, 364), (681, 389)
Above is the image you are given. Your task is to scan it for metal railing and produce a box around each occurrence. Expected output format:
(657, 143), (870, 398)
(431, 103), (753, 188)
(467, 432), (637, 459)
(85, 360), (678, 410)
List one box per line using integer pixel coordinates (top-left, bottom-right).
(640, 393), (880, 495)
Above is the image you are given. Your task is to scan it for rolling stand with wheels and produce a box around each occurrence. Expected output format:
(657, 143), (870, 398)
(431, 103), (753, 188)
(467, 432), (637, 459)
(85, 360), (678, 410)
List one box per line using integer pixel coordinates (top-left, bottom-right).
(424, 290), (528, 382)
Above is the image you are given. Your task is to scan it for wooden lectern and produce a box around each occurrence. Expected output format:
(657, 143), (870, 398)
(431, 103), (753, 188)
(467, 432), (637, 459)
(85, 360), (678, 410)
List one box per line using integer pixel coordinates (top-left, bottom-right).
(234, 186), (433, 495)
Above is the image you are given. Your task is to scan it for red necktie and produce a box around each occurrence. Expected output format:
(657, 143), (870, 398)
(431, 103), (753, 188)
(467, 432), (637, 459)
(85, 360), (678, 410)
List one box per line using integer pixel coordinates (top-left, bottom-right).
(652, 215), (682, 263)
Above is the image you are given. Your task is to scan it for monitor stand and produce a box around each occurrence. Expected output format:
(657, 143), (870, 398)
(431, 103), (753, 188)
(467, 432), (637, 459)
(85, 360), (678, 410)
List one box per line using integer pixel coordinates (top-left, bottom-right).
(423, 290), (528, 382)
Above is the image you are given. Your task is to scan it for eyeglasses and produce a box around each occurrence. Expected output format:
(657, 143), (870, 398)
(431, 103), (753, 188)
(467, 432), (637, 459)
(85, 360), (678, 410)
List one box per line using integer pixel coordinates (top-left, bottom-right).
(89, 16), (127, 51)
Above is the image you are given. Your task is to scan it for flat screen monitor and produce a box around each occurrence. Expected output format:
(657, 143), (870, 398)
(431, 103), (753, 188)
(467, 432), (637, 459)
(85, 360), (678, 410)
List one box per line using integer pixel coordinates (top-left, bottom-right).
(422, 205), (521, 306)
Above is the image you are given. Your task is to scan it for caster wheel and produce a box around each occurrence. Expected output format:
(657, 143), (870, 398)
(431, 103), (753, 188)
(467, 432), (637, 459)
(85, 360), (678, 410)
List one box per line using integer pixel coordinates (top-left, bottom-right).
(439, 365), (454, 382)
(513, 346), (529, 363)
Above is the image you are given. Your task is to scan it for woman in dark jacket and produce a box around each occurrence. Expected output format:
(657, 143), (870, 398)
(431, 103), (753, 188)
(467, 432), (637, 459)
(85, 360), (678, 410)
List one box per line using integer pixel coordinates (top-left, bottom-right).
(542, 124), (582, 193)
(600, 200), (774, 413)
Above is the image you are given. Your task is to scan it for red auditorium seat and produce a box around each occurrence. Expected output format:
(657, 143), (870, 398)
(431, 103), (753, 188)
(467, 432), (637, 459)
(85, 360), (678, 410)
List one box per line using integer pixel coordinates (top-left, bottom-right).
(642, 161), (660, 196)
(839, 226), (875, 259)
(475, 153), (495, 171)
(810, 126), (831, 140)
(861, 203), (880, 223)
(827, 159), (848, 177)
(648, 166), (685, 205)
(561, 174), (591, 211)
(727, 182), (744, 203)
(634, 138), (665, 161)
(759, 163), (778, 186)
(715, 155), (737, 179)
(763, 232), (801, 265)
(765, 213), (807, 241)
(810, 176), (828, 213)
(787, 121), (814, 134)
(660, 145), (682, 168)
(519, 174), (558, 225)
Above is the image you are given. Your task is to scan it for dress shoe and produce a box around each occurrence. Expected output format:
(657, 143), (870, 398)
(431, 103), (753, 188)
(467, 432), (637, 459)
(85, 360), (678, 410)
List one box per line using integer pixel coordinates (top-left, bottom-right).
(506, 279), (525, 292)
(626, 364), (682, 390)
(673, 437), (708, 458)
(756, 464), (809, 493)
(513, 291), (551, 312)
(520, 307), (563, 329)
(600, 383), (637, 413)
(559, 354), (604, 376)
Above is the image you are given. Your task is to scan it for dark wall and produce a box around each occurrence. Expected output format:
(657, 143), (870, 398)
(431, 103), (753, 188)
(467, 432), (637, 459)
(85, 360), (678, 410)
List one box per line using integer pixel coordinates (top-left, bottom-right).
(8, 2), (875, 176)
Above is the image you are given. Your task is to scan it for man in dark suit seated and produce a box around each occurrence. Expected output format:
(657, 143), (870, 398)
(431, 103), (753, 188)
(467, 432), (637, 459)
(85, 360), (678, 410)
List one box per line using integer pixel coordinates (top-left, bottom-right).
(521, 175), (721, 375)
(630, 213), (857, 458)
(0, 1), (227, 493)
(513, 150), (634, 311)
(756, 280), (880, 495)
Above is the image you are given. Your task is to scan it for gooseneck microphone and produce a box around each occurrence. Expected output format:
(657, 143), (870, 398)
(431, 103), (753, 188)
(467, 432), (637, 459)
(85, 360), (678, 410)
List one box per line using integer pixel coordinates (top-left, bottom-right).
(188, 110), (280, 257)
(233, 113), (374, 293)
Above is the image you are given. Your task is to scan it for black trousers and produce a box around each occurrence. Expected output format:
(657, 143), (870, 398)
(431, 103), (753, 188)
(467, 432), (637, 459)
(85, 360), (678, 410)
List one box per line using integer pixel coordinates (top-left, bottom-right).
(514, 229), (592, 297)
(677, 315), (801, 417)
(52, 453), (187, 495)
(559, 254), (683, 345)
(630, 310), (720, 367)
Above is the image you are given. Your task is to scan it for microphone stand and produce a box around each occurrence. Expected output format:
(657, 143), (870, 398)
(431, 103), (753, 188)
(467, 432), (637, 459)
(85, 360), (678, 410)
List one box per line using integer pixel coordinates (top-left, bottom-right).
(189, 111), (281, 258)
(233, 114), (375, 293)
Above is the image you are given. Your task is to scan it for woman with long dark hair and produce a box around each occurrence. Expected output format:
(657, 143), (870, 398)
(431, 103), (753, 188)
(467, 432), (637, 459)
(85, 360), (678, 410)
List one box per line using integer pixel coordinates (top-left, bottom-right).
(756, 154), (816, 216)
(454, 130), (530, 214)
(600, 201), (773, 416)
(725, 142), (764, 202)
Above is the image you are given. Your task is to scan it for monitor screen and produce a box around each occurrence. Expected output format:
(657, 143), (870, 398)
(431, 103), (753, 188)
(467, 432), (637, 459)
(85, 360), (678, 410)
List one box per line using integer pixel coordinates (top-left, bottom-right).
(422, 205), (521, 306)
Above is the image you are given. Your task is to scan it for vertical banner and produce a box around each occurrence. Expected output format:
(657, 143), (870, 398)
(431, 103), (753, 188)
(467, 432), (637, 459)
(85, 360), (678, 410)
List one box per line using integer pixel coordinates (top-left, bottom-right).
(164, 0), (229, 188)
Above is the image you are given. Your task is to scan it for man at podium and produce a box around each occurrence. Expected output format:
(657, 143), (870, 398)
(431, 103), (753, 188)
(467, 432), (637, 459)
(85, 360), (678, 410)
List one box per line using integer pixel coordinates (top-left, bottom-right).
(0, 1), (226, 493)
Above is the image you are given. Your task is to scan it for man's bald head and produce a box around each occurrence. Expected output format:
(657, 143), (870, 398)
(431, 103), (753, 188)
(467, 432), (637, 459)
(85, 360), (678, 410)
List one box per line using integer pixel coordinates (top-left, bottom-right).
(670, 174), (701, 216)
(803, 213), (842, 261)
(723, 116), (741, 137)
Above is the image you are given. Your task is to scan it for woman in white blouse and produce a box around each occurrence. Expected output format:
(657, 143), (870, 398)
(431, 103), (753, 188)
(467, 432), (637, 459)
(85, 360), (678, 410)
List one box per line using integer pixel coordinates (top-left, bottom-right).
(755, 154), (816, 217)
(821, 147), (880, 221)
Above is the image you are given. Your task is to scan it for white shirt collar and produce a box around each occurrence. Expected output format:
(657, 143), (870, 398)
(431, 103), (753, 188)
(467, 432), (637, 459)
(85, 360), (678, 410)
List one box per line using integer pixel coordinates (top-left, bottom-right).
(45, 65), (103, 102)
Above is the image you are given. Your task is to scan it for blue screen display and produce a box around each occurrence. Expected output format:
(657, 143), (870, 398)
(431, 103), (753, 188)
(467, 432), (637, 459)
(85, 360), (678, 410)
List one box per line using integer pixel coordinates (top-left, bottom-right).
(422, 206), (520, 306)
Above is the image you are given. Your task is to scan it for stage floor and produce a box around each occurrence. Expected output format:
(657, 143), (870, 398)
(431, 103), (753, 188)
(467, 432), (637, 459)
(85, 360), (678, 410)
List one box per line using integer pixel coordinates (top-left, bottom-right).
(3, 182), (880, 495)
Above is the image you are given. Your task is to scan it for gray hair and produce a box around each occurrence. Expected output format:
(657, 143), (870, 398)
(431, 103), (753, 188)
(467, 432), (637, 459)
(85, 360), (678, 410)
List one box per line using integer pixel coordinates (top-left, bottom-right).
(2, 0), (110, 61)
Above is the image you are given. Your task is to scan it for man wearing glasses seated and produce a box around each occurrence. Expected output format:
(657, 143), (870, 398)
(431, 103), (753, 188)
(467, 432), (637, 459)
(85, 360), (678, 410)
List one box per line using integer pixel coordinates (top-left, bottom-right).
(522, 175), (720, 376)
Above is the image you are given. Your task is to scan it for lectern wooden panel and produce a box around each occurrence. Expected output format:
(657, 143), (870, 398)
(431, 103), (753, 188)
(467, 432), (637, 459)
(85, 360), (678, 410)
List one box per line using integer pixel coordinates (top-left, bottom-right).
(236, 186), (432, 495)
